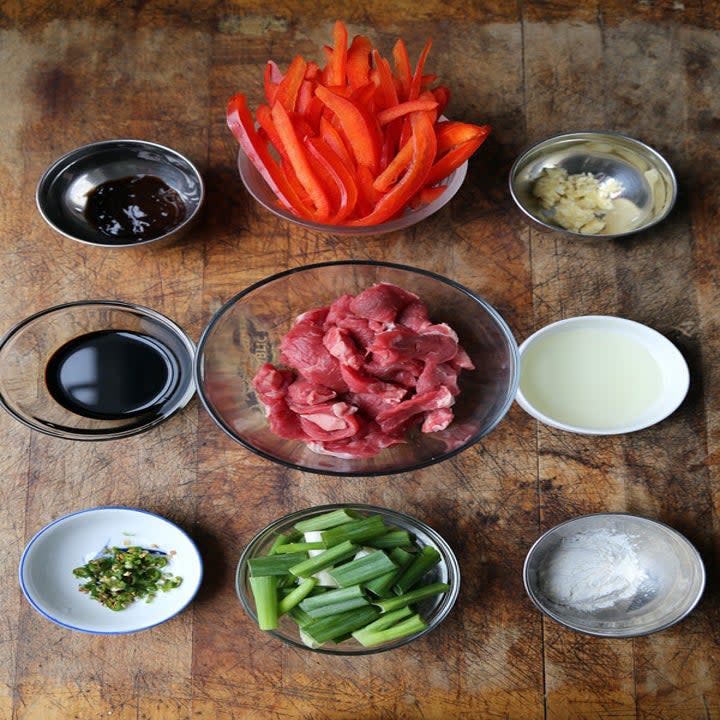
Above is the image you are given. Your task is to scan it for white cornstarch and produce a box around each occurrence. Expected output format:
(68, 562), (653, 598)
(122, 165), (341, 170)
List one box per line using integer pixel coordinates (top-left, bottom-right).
(539, 528), (646, 613)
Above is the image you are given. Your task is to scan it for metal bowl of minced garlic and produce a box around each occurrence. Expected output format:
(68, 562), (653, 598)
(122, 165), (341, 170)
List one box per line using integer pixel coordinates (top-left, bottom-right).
(509, 131), (677, 239)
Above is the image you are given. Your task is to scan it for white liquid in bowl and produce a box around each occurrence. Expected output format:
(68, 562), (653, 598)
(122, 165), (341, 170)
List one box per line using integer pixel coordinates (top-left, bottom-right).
(518, 320), (680, 433)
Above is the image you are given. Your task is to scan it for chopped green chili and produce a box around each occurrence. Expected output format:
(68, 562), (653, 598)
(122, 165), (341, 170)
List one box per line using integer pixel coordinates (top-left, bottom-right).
(73, 546), (183, 611)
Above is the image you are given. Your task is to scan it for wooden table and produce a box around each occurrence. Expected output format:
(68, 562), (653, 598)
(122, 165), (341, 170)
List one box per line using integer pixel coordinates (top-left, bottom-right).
(2, 2), (718, 718)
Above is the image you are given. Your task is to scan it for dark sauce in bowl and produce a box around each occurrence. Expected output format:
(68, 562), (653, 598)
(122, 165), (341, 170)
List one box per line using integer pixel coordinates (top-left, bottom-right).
(45, 330), (181, 420)
(84, 175), (186, 243)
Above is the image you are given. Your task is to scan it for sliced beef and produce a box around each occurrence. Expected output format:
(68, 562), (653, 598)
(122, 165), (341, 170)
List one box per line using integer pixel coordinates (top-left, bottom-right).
(252, 282), (474, 457)
(349, 282), (419, 323)
(280, 317), (346, 391)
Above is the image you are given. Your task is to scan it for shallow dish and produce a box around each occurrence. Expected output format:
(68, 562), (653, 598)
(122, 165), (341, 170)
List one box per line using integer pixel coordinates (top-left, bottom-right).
(0, 300), (195, 440)
(523, 513), (705, 638)
(36, 139), (204, 248)
(509, 131), (676, 238)
(236, 503), (460, 654)
(516, 315), (689, 434)
(194, 260), (519, 476)
(19, 506), (203, 634)
(238, 148), (467, 236)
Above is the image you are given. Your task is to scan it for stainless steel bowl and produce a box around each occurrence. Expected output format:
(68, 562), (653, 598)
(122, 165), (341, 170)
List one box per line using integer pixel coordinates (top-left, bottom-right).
(509, 131), (677, 238)
(36, 139), (204, 248)
(523, 513), (705, 638)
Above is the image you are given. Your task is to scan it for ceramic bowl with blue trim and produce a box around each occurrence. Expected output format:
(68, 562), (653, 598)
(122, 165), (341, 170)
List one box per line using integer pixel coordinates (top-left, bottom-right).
(19, 507), (202, 634)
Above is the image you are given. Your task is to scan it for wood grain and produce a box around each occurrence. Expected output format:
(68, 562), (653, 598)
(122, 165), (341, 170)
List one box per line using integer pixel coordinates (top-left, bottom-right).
(0, 2), (719, 719)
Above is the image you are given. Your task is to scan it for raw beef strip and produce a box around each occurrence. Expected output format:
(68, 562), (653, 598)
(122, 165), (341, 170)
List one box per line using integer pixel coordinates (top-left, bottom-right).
(252, 282), (475, 458)
(280, 316), (346, 391)
(349, 282), (419, 323)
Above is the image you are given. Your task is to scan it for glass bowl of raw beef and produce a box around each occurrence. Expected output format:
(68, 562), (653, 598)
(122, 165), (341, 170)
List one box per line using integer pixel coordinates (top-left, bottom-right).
(194, 260), (519, 476)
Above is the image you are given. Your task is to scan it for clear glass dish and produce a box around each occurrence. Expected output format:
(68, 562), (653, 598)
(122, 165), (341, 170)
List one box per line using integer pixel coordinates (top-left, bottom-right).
(235, 503), (460, 655)
(194, 260), (519, 476)
(237, 148), (467, 236)
(0, 300), (195, 440)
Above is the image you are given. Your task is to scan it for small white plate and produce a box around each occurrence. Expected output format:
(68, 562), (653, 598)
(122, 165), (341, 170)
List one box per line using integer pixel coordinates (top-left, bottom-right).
(516, 315), (690, 434)
(19, 507), (203, 634)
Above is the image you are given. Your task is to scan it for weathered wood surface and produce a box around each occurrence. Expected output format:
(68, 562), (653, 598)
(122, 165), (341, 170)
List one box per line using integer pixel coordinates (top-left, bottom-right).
(1, 1), (718, 718)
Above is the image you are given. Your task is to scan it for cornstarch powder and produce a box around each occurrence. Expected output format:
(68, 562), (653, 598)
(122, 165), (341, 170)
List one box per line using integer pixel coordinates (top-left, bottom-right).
(539, 528), (646, 612)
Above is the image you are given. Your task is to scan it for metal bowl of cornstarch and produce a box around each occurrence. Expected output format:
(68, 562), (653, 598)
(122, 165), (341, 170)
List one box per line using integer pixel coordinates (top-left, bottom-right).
(523, 513), (705, 638)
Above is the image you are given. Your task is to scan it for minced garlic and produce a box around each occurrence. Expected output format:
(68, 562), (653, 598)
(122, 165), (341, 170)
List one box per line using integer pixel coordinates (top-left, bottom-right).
(532, 167), (623, 234)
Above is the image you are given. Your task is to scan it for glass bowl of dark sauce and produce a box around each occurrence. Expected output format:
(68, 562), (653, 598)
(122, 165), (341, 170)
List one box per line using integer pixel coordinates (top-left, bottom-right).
(0, 301), (195, 439)
(36, 140), (204, 248)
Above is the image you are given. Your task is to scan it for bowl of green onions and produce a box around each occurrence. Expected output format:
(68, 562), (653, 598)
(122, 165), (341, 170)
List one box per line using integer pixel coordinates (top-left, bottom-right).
(235, 503), (460, 654)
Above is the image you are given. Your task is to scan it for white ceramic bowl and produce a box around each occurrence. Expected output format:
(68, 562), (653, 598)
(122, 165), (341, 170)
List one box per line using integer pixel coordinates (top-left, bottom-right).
(523, 513), (706, 637)
(516, 315), (689, 434)
(19, 507), (203, 634)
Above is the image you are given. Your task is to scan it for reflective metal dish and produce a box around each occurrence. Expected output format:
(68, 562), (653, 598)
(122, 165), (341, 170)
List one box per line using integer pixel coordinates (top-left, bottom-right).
(523, 513), (705, 638)
(36, 139), (204, 248)
(509, 131), (677, 238)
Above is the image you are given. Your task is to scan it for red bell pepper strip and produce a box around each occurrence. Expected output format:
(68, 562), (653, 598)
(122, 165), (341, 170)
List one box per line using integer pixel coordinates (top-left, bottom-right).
(297, 80), (324, 131)
(314, 84), (381, 174)
(354, 164), (381, 217)
(306, 136), (359, 223)
(373, 136), (412, 193)
(349, 110), (437, 226)
(379, 117), (403, 172)
(346, 35), (372, 89)
(274, 55), (307, 112)
(371, 50), (399, 110)
(424, 127), (491, 187)
(408, 183), (447, 209)
(408, 38), (432, 101)
(319, 116), (355, 170)
(226, 93), (313, 219)
(392, 38), (412, 101)
(377, 98), (438, 126)
(349, 82), (377, 114)
(264, 60), (283, 105)
(255, 104), (314, 207)
(270, 100), (331, 220)
(434, 120), (488, 155)
(255, 103), (289, 164)
(431, 85), (451, 116)
(324, 20), (348, 88)
(305, 61), (321, 80)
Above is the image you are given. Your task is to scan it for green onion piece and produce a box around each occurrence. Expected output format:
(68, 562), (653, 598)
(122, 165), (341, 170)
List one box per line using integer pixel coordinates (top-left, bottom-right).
(268, 530), (302, 555)
(327, 550), (398, 588)
(363, 529), (414, 549)
(353, 605), (414, 644)
(392, 545), (441, 594)
(375, 582), (450, 613)
(278, 577), (318, 615)
(289, 540), (358, 578)
(272, 542), (326, 554)
(300, 584), (365, 610)
(249, 575), (279, 630)
(300, 585), (369, 617)
(320, 515), (388, 547)
(301, 596), (370, 619)
(287, 604), (314, 628)
(293, 509), (360, 533)
(303, 605), (381, 644)
(248, 551), (308, 577)
(352, 612), (428, 647)
(364, 547), (415, 597)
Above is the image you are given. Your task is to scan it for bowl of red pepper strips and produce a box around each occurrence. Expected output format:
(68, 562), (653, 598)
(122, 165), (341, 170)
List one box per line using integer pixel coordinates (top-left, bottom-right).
(226, 21), (490, 234)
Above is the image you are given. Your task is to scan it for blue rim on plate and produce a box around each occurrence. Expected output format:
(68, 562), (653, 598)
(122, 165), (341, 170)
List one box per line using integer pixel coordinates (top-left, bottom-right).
(19, 506), (203, 634)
